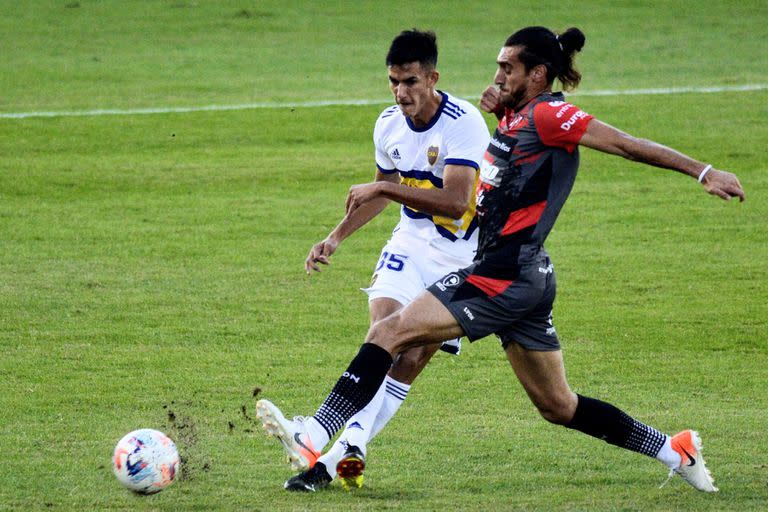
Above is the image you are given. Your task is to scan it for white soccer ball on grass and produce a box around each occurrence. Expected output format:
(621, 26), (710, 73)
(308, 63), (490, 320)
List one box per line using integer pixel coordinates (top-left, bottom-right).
(112, 428), (180, 494)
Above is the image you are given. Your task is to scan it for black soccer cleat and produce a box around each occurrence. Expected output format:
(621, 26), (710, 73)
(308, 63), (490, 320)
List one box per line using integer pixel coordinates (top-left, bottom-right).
(283, 462), (332, 492)
(336, 445), (366, 490)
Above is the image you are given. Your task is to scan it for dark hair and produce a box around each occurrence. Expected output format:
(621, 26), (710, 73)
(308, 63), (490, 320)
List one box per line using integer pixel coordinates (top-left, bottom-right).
(386, 29), (438, 70)
(504, 26), (585, 90)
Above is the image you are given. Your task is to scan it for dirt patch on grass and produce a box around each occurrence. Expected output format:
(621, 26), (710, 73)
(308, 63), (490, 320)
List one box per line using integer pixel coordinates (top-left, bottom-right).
(163, 401), (211, 481)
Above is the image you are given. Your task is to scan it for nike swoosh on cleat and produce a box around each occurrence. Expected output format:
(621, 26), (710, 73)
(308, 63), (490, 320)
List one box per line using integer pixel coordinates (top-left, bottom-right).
(680, 446), (696, 466)
(294, 432), (314, 453)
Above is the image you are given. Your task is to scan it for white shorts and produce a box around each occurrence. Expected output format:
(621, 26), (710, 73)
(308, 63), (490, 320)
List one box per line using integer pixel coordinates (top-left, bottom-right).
(361, 232), (473, 354)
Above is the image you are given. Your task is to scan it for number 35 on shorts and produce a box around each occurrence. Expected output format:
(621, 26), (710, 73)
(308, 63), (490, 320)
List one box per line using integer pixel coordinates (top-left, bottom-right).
(375, 251), (408, 272)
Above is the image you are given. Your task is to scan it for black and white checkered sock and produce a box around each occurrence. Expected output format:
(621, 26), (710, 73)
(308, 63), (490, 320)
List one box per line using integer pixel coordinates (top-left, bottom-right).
(566, 394), (666, 458)
(313, 343), (392, 440)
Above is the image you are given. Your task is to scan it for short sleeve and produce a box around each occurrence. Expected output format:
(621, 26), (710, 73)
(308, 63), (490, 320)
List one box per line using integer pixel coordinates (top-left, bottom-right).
(533, 100), (593, 153)
(373, 114), (397, 173)
(443, 105), (491, 170)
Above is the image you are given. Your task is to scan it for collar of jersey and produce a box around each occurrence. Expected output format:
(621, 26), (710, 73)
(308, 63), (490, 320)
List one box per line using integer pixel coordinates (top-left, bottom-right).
(405, 90), (448, 133)
(508, 90), (564, 116)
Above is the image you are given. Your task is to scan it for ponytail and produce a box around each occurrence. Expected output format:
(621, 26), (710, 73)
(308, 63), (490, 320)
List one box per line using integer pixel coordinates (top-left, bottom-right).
(505, 26), (586, 91)
(555, 27), (585, 90)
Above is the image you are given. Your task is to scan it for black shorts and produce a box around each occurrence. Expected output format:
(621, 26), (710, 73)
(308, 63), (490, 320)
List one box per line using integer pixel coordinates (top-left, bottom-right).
(427, 254), (560, 351)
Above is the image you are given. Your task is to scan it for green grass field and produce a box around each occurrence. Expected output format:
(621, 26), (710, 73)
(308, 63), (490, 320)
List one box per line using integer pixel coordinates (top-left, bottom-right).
(1, 1), (767, 510)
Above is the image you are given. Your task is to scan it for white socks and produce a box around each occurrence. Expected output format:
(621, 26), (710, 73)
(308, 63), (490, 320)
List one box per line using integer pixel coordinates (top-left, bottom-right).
(305, 417), (331, 452)
(370, 376), (410, 439)
(339, 380), (389, 452)
(656, 436), (682, 470)
(316, 375), (411, 475)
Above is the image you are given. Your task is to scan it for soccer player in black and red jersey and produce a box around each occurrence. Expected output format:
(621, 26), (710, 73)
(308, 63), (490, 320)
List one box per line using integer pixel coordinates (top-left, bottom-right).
(264, 26), (745, 492)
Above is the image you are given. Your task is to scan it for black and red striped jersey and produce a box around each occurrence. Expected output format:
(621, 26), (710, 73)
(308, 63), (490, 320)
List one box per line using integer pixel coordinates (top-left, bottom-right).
(474, 92), (593, 279)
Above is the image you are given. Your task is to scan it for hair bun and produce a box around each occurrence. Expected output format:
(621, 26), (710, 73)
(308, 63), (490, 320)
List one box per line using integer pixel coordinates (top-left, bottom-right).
(558, 27), (585, 54)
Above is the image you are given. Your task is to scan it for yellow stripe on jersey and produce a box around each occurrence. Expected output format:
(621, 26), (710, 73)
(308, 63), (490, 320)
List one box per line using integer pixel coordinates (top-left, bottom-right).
(400, 173), (479, 240)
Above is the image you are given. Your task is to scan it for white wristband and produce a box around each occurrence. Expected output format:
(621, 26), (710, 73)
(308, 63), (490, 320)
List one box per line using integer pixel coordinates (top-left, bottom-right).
(697, 164), (713, 183)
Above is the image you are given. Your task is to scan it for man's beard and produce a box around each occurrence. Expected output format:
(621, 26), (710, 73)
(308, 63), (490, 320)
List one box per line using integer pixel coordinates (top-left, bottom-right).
(503, 86), (528, 111)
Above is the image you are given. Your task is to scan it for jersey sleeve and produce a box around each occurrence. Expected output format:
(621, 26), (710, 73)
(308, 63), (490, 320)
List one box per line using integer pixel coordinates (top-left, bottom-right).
(533, 100), (593, 153)
(373, 113), (397, 174)
(443, 105), (491, 170)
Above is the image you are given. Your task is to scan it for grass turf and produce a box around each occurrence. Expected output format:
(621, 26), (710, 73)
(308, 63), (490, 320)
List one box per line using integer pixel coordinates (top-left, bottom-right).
(1, 1), (766, 510)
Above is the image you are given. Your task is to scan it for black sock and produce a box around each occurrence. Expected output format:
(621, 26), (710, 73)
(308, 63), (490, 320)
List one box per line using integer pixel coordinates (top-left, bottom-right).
(565, 394), (666, 458)
(313, 343), (393, 439)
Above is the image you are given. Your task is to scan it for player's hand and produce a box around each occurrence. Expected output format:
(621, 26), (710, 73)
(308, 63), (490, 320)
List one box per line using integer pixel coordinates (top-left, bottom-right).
(479, 86), (503, 117)
(345, 182), (382, 215)
(305, 237), (339, 274)
(701, 169), (745, 202)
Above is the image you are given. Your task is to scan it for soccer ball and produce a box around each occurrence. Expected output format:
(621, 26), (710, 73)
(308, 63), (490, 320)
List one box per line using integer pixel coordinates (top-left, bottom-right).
(113, 428), (180, 494)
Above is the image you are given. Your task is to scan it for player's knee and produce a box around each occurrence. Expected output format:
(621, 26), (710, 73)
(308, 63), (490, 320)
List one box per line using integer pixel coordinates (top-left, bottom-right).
(366, 313), (410, 353)
(533, 395), (576, 425)
(396, 346), (431, 369)
(390, 346), (432, 382)
(537, 407), (569, 425)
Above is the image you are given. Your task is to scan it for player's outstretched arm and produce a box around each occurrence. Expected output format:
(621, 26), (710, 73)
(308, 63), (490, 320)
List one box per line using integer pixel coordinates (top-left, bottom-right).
(305, 171), (399, 274)
(578, 119), (745, 202)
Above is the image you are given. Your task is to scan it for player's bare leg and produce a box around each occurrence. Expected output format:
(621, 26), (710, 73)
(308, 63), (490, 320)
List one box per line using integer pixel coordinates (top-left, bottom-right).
(370, 291), (465, 354)
(504, 342), (717, 491)
(503, 343), (577, 424)
(389, 343), (442, 384)
(369, 297), (450, 386)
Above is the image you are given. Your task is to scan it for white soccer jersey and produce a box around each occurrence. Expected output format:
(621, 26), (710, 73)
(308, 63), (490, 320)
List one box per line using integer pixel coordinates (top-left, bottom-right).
(373, 91), (491, 265)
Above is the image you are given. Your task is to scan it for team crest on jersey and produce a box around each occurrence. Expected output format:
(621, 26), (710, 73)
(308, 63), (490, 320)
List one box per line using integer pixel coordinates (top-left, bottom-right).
(434, 273), (461, 291)
(443, 274), (460, 286)
(506, 114), (525, 130)
(427, 145), (439, 165)
(548, 101), (566, 107)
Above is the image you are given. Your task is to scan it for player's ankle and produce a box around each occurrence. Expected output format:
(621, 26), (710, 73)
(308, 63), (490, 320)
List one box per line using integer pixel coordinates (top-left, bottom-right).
(656, 436), (682, 470)
(305, 417), (330, 451)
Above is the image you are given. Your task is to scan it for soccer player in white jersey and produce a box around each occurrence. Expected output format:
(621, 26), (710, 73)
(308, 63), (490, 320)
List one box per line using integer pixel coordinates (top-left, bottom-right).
(256, 29), (490, 491)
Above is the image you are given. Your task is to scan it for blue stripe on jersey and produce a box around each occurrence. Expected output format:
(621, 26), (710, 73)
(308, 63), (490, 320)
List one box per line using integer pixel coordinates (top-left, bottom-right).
(445, 158), (480, 170)
(435, 224), (461, 241)
(444, 100), (466, 117)
(402, 207), (459, 241)
(381, 106), (399, 119)
(463, 215), (479, 240)
(400, 169), (443, 187)
(377, 163), (397, 174)
(445, 102), (466, 118)
(401, 206), (431, 221)
(443, 110), (458, 120)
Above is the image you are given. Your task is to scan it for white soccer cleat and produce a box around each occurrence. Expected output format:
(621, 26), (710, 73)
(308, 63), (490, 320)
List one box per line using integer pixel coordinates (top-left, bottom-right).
(256, 399), (320, 472)
(668, 430), (718, 492)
